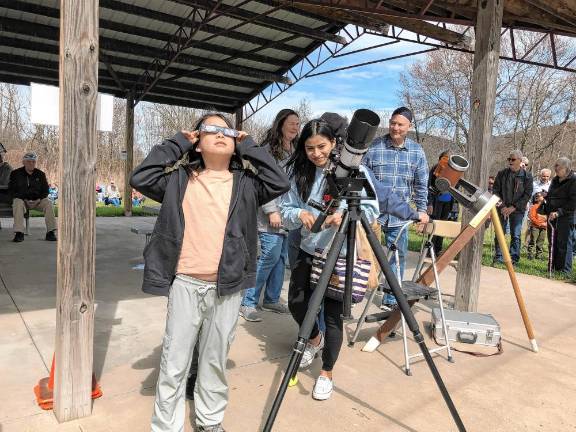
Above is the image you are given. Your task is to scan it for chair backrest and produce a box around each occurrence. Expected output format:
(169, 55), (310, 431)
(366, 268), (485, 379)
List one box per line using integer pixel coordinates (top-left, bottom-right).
(422, 220), (462, 239)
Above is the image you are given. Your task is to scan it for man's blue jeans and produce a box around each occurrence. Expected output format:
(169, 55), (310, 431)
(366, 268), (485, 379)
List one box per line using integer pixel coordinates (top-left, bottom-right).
(242, 232), (287, 308)
(382, 225), (408, 305)
(494, 211), (524, 264)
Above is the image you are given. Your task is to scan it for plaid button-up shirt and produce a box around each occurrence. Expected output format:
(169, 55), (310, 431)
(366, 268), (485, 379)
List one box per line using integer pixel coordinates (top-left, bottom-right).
(362, 135), (429, 227)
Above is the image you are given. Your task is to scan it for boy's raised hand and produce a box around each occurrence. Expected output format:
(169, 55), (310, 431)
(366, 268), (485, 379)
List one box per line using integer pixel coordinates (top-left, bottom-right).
(236, 131), (248, 142)
(182, 130), (199, 144)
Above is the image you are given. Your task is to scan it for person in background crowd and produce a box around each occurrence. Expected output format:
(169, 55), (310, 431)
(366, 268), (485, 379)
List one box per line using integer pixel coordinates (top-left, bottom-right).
(526, 192), (547, 260)
(492, 150), (533, 265)
(521, 156), (530, 171)
(488, 175), (495, 193)
(539, 157), (576, 274)
(362, 106), (429, 311)
(48, 183), (58, 204)
(132, 189), (145, 207)
(8, 152), (57, 242)
(532, 168), (552, 197)
(240, 108), (299, 322)
(427, 150), (459, 256)
(105, 180), (121, 207)
(0, 143), (12, 204)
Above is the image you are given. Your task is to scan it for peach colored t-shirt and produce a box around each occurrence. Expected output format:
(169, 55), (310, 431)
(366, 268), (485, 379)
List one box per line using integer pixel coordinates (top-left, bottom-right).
(176, 169), (233, 281)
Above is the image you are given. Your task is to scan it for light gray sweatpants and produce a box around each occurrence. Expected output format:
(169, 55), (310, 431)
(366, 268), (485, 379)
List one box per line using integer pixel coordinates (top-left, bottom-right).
(151, 274), (242, 432)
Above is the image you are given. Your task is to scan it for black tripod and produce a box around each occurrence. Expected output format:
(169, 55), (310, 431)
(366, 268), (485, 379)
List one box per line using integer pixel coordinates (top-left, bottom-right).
(262, 175), (467, 432)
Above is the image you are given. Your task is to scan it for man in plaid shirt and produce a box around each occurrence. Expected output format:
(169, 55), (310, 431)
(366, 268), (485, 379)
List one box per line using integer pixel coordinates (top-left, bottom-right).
(362, 107), (429, 310)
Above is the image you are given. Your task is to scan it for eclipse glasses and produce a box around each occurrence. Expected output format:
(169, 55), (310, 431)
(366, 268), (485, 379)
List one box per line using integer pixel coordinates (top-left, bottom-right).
(198, 124), (239, 138)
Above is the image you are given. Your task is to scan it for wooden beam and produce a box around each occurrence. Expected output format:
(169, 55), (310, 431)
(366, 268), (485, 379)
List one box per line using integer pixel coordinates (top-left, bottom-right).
(454, 0), (504, 312)
(235, 106), (244, 130)
(280, 0), (471, 47)
(286, 3), (390, 33)
(124, 93), (134, 217)
(54, 0), (98, 421)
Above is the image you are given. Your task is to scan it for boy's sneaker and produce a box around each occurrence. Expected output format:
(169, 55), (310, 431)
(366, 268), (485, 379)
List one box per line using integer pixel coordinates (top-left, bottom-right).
(13, 232), (24, 242)
(45, 230), (57, 241)
(239, 305), (262, 322)
(261, 302), (289, 314)
(299, 332), (324, 369)
(197, 424), (225, 432)
(312, 375), (333, 401)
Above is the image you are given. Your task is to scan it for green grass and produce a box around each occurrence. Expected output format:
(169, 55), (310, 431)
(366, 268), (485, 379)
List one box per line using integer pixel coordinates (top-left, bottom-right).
(407, 227), (576, 282)
(28, 200), (160, 217)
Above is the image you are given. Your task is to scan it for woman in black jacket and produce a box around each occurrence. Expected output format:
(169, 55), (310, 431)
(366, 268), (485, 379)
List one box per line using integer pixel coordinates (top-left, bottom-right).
(130, 113), (289, 432)
(539, 157), (576, 274)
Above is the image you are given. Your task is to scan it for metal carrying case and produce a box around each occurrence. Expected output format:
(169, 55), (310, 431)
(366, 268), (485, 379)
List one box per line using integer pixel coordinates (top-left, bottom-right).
(432, 308), (501, 347)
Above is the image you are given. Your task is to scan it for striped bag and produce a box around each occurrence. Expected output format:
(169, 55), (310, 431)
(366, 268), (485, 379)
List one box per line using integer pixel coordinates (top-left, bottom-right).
(310, 249), (371, 303)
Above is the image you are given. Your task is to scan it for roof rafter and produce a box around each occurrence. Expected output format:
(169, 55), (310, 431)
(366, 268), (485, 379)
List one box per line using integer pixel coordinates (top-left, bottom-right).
(0, 35), (261, 90)
(0, 0), (287, 67)
(0, 16), (289, 83)
(99, 0), (308, 55)
(172, 0), (347, 44)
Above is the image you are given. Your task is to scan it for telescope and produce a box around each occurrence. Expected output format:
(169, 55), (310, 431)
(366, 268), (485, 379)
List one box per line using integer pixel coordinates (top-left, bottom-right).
(433, 154), (492, 212)
(308, 109), (380, 232)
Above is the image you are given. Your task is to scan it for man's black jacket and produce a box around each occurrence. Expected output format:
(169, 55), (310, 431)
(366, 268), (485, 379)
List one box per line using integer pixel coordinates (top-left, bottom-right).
(539, 171), (576, 221)
(8, 167), (49, 200)
(493, 167), (533, 214)
(130, 133), (290, 297)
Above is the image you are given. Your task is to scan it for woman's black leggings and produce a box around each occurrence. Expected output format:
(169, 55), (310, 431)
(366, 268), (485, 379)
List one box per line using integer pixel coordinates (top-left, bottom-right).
(288, 249), (343, 372)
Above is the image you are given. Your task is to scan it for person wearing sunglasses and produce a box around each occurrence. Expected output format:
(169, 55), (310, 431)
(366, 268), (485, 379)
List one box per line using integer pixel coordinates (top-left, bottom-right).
(130, 112), (290, 432)
(492, 149), (533, 265)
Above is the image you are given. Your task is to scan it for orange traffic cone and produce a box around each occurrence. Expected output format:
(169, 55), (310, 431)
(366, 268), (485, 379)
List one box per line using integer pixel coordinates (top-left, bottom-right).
(34, 354), (102, 410)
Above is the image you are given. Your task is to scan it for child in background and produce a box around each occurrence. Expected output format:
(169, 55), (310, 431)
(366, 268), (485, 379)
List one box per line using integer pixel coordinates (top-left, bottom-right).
(527, 192), (547, 260)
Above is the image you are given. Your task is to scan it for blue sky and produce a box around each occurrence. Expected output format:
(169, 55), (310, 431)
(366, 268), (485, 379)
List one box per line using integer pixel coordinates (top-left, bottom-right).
(254, 32), (431, 122)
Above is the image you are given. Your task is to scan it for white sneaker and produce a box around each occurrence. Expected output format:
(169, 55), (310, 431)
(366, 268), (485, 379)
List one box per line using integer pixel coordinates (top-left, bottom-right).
(299, 332), (325, 369)
(312, 375), (333, 400)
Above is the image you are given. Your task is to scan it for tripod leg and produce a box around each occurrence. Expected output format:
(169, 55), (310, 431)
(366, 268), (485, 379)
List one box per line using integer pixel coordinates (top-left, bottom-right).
(360, 213), (467, 432)
(263, 214), (350, 432)
(491, 207), (538, 352)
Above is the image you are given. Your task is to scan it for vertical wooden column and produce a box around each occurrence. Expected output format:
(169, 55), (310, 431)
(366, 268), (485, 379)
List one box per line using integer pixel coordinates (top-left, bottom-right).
(123, 92), (134, 216)
(454, 0), (504, 312)
(54, 0), (99, 421)
(235, 106), (244, 130)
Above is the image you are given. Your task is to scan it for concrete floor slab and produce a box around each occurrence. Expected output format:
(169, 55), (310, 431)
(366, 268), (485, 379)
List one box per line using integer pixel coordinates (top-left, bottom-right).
(0, 217), (575, 431)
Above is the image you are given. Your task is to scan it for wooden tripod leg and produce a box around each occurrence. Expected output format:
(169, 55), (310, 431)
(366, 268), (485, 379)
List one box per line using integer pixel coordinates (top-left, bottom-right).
(491, 206), (539, 352)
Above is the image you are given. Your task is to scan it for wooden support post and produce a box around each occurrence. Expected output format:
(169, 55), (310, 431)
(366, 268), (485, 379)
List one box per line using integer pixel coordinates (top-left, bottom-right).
(54, 0), (99, 421)
(124, 92), (134, 216)
(454, 0), (504, 312)
(235, 106), (244, 130)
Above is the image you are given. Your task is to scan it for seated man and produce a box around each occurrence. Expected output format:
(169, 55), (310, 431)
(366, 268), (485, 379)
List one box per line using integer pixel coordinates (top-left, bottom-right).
(8, 152), (57, 242)
(0, 143), (12, 204)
